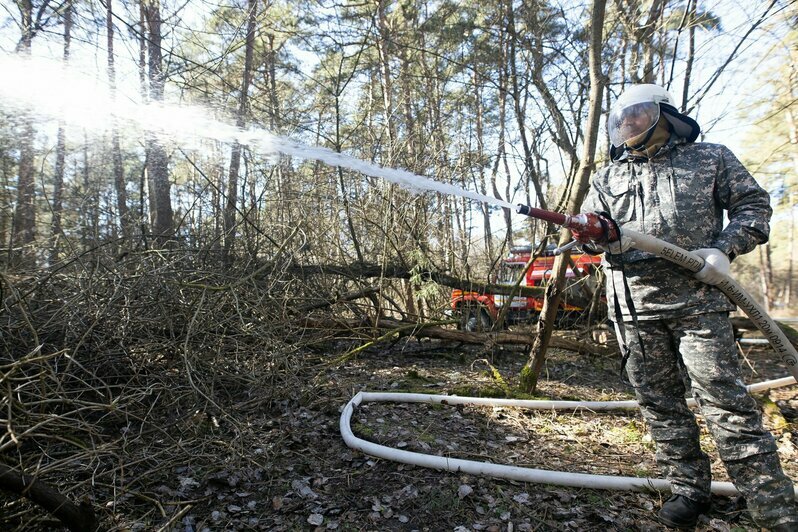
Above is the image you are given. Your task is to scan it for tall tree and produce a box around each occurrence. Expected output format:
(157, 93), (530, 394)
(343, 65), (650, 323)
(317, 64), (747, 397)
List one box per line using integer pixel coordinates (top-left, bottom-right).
(141, 0), (174, 243)
(11, 0), (36, 262)
(520, 0), (608, 394)
(223, 0), (258, 264)
(107, 0), (131, 245)
(49, 0), (72, 264)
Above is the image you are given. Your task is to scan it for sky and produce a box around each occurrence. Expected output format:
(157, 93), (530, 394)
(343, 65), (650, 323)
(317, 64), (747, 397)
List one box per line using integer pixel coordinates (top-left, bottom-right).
(0, 0), (792, 221)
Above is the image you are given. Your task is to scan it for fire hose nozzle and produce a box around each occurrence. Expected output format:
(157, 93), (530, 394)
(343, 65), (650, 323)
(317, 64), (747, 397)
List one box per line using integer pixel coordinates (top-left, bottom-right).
(566, 212), (619, 243)
(515, 204), (618, 244)
(515, 204), (568, 226)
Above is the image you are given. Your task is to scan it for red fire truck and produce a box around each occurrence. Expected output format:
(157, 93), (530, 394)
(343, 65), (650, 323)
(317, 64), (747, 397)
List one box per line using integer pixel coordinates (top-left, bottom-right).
(451, 244), (604, 331)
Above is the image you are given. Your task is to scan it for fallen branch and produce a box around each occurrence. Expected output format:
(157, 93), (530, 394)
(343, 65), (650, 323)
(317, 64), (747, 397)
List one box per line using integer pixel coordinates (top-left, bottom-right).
(0, 463), (98, 532)
(297, 285), (381, 312)
(285, 262), (546, 298)
(307, 318), (616, 358)
(327, 319), (458, 366)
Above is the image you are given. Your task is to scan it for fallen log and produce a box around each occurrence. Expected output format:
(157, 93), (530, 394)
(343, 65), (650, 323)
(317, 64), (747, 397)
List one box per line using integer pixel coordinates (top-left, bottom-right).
(0, 463), (98, 532)
(285, 262), (547, 298)
(305, 317), (616, 358)
(297, 285), (381, 312)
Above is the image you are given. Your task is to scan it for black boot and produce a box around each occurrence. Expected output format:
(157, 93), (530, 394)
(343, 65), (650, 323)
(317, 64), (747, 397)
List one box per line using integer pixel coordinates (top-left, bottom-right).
(658, 494), (711, 529)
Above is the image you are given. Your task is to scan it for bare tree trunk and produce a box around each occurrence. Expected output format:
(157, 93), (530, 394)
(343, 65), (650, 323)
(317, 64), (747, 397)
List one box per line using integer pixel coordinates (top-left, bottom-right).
(473, 66), (494, 262)
(49, 1), (72, 264)
(0, 151), (9, 248)
(374, 0), (396, 321)
(520, 0), (608, 394)
(509, 5), (558, 210)
(640, 0), (666, 83)
(107, 0), (130, 246)
(137, 0), (151, 244)
(493, 8), (512, 249)
(141, 0), (173, 244)
(681, 0), (696, 112)
(266, 32), (279, 129)
(787, 203), (794, 308)
(12, 0), (36, 263)
(759, 243), (773, 312)
(224, 0), (258, 264)
(335, 93), (364, 263)
(82, 133), (99, 248)
(786, 107), (798, 306)
(375, 0), (395, 162)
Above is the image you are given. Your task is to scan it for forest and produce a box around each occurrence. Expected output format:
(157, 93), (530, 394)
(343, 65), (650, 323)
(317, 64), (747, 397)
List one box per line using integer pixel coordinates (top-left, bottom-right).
(1, 0), (797, 530)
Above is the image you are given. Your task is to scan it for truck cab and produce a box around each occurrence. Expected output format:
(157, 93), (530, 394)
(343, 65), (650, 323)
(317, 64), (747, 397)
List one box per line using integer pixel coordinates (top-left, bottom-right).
(451, 244), (603, 331)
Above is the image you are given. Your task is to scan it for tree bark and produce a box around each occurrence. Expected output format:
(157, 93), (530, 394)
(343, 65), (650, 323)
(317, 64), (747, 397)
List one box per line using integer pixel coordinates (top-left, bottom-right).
(520, 0), (608, 394)
(49, 1), (72, 265)
(141, 0), (173, 243)
(786, 108), (798, 306)
(375, 0), (395, 161)
(681, 0), (696, 112)
(0, 463), (97, 532)
(473, 65), (494, 262)
(759, 243), (773, 312)
(107, 0), (130, 245)
(12, 0), (36, 263)
(223, 0), (258, 264)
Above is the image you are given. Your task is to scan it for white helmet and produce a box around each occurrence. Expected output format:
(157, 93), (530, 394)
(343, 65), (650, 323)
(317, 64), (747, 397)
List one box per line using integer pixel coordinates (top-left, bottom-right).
(608, 84), (699, 150)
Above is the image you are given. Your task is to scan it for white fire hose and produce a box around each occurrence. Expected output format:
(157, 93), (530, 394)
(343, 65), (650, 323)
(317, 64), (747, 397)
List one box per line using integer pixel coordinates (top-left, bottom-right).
(340, 230), (798, 497)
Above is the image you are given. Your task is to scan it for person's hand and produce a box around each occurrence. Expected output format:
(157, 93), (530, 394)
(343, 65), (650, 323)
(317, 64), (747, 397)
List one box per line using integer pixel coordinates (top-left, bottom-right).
(571, 231), (635, 255)
(693, 248), (730, 285)
(572, 230), (634, 254)
(604, 235), (635, 254)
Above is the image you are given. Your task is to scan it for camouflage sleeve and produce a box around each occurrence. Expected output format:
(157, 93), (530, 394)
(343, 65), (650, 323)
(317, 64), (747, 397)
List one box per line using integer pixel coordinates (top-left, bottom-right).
(711, 145), (772, 260)
(580, 168), (608, 215)
(576, 170), (608, 253)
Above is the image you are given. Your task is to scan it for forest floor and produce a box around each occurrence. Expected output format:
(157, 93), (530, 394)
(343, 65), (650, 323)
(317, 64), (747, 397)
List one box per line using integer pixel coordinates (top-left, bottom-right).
(165, 335), (796, 531)
(4, 331), (797, 531)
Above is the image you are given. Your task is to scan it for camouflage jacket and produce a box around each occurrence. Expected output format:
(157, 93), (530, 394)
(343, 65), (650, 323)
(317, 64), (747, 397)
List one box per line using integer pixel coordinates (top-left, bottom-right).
(583, 141), (772, 321)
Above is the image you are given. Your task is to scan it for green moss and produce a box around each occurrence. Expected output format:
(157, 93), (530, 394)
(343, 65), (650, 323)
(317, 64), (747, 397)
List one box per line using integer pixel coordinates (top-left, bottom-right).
(609, 420), (645, 443)
(518, 365), (538, 394)
(449, 385), (508, 398)
(757, 394), (790, 430)
(418, 432), (436, 443)
(352, 422), (375, 438)
(448, 384), (547, 400)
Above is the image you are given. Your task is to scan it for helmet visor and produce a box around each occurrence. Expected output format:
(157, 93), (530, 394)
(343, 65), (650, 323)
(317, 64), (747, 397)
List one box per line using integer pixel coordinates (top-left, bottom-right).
(608, 101), (660, 147)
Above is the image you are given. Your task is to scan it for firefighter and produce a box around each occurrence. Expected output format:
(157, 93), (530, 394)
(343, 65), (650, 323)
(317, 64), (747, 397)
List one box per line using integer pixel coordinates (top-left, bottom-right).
(576, 84), (797, 529)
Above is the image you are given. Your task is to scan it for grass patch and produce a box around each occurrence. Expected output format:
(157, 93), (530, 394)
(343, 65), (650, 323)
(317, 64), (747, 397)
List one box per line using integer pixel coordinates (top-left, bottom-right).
(608, 420), (645, 444)
(353, 422), (375, 438)
(448, 384), (548, 400)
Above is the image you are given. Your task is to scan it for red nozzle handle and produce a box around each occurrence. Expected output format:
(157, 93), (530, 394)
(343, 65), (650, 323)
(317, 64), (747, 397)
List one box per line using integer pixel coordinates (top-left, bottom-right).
(515, 205), (618, 243)
(565, 212), (619, 243)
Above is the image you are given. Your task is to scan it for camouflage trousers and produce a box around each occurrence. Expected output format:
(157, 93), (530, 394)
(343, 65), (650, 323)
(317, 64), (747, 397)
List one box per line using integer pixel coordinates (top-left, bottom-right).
(621, 312), (797, 527)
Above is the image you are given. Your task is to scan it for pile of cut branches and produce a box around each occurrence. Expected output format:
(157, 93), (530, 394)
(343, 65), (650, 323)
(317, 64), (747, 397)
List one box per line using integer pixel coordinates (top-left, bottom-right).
(0, 249), (318, 530)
